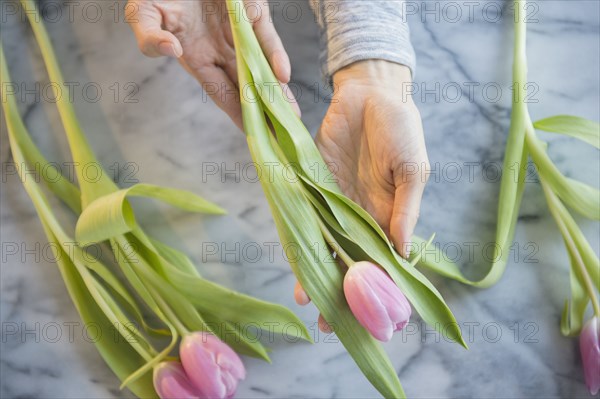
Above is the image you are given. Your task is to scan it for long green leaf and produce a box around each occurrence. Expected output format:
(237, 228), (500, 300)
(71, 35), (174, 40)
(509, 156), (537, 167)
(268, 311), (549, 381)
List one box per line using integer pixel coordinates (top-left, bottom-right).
(0, 70), (82, 213)
(534, 115), (600, 149)
(21, 0), (117, 206)
(541, 182), (594, 336)
(75, 184), (225, 246)
(47, 230), (157, 398)
(1, 64), (157, 396)
(527, 135), (599, 220)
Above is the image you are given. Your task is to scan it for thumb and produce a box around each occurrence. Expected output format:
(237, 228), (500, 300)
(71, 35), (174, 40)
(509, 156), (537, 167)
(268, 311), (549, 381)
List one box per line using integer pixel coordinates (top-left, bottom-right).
(390, 165), (428, 258)
(126, 1), (183, 58)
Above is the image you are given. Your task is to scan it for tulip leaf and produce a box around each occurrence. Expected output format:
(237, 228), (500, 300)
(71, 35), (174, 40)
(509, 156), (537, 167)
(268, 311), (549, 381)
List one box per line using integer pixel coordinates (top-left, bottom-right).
(117, 229), (269, 361)
(86, 252), (169, 336)
(75, 184), (226, 246)
(557, 201), (600, 293)
(541, 182), (598, 336)
(1, 89), (158, 397)
(92, 279), (154, 355)
(409, 234), (435, 268)
(127, 229), (312, 345)
(0, 80), (82, 213)
(164, 266), (313, 342)
(20, 0), (118, 206)
(148, 238), (200, 276)
(48, 232), (158, 398)
(117, 235), (208, 332)
(534, 115), (600, 149)
(527, 136), (599, 220)
(228, 0), (340, 196)
(560, 259), (590, 337)
(137, 238), (270, 362)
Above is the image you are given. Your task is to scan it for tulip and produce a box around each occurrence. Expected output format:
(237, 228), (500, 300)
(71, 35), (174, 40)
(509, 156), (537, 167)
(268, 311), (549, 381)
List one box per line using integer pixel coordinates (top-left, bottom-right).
(581, 317), (600, 395)
(180, 332), (246, 399)
(153, 361), (203, 399)
(343, 261), (411, 342)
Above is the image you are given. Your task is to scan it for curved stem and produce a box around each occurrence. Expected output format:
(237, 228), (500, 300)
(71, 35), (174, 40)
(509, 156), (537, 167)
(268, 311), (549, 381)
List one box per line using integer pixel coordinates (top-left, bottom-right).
(20, 0), (117, 206)
(315, 217), (355, 267)
(152, 290), (191, 336)
(540, 179), (600, 317)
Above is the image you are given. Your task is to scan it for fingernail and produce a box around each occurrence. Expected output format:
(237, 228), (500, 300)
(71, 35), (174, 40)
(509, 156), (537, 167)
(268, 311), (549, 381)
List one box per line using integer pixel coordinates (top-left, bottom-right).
(159, 41), (181, 58)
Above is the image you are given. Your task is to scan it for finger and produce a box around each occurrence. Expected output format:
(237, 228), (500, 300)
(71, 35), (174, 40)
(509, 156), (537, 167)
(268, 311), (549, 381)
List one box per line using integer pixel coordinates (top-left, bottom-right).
(390, 175), (427, 259)
(220, 51), (240, 89)
(318, 314), (333, 334)
(281, 83), (301, 118)
(294, 281), (311, 305)
(126, 1), (182, 58)
(247, 1), (291, 83)
(185, 64), (243, 130)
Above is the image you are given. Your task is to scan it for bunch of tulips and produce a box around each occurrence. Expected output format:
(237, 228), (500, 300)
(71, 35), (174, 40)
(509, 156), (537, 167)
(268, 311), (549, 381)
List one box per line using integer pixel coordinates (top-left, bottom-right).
(228, 0), (599, 395)
(2, 2), (310, 398)
(227, 0), (467, 396)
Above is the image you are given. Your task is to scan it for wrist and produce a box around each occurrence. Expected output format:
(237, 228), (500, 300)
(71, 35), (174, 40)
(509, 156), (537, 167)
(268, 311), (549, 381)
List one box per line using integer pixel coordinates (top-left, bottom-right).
(332, 60), (414, 102)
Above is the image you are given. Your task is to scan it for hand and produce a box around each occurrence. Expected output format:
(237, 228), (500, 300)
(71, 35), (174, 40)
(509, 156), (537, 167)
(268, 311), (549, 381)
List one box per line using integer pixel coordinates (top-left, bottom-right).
(295, 60), (430, 331)
(317, 60), (429, 255)
(126, 0), (297, 129)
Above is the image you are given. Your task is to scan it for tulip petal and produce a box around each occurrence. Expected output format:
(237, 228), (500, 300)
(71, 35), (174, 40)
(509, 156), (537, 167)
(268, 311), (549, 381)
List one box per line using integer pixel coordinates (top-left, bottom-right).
(181, 335), (225, 398)
(581, 317), (600, 395)
(153, 362), (203, 399)
(344, 262), (412, 342)
(366, 265), (412, 328)
(217, 351), (246, 381)
(180, 333), (246, 399)
(344, 266), (394, 341)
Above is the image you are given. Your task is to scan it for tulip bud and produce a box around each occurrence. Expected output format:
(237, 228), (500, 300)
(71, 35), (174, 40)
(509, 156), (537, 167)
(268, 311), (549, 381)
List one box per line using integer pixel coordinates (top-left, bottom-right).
(153, 361), (203, 399)
(343, 261), (411, 342)
(581, 317), (600, 395)
(180, 332), (246, 399)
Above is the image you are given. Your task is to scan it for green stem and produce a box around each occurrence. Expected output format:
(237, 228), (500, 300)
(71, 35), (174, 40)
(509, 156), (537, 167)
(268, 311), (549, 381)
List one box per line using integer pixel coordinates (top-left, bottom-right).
(315, 217), (355, 267)
(151, 289), (190, 336)
(540, 179), (600, 317)
(20, 0), (117, 206)
(483, 0), (529, 288)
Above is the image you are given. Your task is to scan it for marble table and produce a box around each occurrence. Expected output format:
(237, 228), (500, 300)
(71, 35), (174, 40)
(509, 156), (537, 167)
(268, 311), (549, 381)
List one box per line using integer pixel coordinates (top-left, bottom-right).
(1, 1), (598, 398)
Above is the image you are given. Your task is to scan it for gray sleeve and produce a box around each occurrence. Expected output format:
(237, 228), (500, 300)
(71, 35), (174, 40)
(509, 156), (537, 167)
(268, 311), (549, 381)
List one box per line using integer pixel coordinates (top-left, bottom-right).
(309, 0), (416, 84)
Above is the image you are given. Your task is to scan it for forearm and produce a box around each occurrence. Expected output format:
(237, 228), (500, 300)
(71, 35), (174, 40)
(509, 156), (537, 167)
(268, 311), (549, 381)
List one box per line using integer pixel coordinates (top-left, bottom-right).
(309, 0), (416, 84)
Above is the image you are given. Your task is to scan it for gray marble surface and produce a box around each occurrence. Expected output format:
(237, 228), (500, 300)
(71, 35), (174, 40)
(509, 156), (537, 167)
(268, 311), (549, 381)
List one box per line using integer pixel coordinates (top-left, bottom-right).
(1, 1), (599, 398)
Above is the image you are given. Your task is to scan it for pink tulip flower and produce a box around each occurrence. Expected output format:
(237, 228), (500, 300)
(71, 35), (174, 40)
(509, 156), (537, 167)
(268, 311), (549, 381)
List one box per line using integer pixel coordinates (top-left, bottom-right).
(180, 332), (246, 399)
(153, 361), (203, 399)
(581, 316), (600, 395)
(343, 261), (411, 342)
